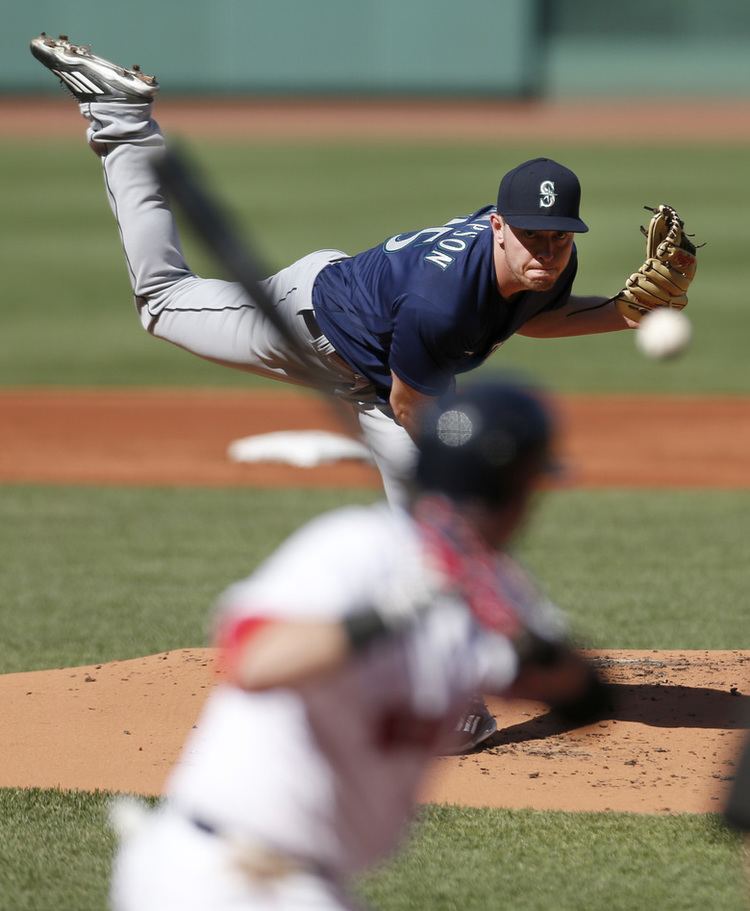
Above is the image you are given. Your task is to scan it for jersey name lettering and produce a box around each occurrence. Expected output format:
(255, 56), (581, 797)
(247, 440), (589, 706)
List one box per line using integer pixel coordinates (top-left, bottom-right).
(383, 215), (491, 272)
(424, 219), (490, 271)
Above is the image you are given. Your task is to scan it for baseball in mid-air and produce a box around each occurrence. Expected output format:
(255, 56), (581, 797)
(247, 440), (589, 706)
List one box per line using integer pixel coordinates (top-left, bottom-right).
(635, 308), (692, 360)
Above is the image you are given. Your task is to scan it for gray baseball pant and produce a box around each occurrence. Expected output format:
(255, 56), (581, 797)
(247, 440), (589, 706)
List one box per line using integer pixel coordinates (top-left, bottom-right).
(80, 102), (416, 505)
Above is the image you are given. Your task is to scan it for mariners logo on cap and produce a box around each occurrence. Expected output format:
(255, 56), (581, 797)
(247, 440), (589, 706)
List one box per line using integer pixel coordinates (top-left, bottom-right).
(539, 181), (556, 209)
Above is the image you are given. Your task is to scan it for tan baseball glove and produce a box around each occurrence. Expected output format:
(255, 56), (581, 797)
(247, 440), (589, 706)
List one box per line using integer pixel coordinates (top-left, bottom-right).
(615, 204), (697, 324)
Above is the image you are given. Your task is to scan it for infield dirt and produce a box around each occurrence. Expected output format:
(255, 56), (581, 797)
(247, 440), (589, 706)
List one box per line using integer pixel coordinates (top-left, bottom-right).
(2, 388), (749, 489)
(3, 97), (750, 143)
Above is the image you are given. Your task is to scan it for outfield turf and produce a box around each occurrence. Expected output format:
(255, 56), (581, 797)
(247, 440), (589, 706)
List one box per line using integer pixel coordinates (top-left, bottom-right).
(0, 790), (745, 911)
(0, 140), (742, 392)
(2, 485), (748, 673)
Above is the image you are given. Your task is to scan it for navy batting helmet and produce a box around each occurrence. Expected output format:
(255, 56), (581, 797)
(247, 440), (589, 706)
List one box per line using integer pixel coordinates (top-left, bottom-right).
(414, 380), (556, 506)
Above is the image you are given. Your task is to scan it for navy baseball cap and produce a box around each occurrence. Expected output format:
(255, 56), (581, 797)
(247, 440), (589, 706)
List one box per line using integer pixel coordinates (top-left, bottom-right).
(497, 158), (588, 233)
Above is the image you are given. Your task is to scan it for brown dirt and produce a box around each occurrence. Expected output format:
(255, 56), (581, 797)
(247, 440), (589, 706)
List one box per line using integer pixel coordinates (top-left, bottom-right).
(1, 649), (747, 814)
(1, 388), (749, 489)
(3, 97), (750, 143)
(425, 651), (750, 815)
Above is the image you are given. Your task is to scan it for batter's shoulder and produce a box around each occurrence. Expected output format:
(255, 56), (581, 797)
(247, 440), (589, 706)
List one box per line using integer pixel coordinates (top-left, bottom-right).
(311, 501), (416, 548)
(269, 502), (418, 572)
(215, 503), (421, 623)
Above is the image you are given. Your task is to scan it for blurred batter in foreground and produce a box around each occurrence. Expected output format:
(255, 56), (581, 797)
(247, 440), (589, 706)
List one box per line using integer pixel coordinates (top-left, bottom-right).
(109, 379), (611, 911)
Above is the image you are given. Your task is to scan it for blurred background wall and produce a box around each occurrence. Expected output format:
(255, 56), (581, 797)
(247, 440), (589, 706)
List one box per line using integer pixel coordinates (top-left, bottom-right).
(5, 0), (750, 96)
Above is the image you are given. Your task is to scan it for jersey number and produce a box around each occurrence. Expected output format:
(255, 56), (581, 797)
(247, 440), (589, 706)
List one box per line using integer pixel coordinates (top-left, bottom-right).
(383, 217), (469, 253)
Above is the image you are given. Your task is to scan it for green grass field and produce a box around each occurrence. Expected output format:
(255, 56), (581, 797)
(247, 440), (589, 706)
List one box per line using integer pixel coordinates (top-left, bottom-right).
(0, 139), (744, 392)
(0, 792), (744, 911)
(1, 135), (748, 909)
(2, 485), (749, 675)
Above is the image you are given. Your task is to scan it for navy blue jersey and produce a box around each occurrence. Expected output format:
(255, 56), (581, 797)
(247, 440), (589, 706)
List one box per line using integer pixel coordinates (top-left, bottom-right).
(312, 206), (577, 401)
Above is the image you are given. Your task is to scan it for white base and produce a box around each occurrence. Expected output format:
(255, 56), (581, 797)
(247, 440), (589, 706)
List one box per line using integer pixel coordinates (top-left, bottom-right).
(227, 430), (374, 468)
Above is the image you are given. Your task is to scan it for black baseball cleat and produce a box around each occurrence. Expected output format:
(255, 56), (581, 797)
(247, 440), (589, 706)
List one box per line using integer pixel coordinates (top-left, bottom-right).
(442, 696), (497, 755)
(30, 33), (158, 103)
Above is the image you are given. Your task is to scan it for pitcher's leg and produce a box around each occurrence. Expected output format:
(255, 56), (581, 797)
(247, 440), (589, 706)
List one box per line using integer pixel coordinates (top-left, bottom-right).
(82, 102), (336, 379)
(84, 101), (257, 364)
(357, 405), (417, 507)
(82, 102), (192, 303)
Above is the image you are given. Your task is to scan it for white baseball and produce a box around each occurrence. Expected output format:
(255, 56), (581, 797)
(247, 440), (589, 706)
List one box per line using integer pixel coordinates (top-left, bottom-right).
(635, 308), (692, 360)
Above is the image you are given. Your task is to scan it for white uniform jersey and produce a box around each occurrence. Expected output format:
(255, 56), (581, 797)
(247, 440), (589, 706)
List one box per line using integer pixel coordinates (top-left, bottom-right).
(165, 504), (523, 876)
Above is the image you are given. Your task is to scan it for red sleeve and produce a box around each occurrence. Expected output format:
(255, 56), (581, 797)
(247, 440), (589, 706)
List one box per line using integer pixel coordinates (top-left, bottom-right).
(216, 614), (276, 681)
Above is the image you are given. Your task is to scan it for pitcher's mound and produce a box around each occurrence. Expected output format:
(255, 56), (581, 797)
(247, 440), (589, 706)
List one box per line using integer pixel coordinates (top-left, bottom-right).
(1, 649), (747, 813)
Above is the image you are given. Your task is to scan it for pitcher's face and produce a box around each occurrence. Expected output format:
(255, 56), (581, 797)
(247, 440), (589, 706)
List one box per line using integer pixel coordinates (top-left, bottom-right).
(491, 214), (574, 295)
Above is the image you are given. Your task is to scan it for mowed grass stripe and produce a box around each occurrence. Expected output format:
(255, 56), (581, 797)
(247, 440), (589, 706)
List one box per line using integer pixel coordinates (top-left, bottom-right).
(0, 790), (744, 911)
(2, 485), (749, 674)
(0, 140), (744, 391)
(360, 804), (746, 911)
(1, 485), (374, 674)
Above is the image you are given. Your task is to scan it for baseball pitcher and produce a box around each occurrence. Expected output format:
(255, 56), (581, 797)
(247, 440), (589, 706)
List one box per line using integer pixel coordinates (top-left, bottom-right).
(30, 35), (698, 507)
